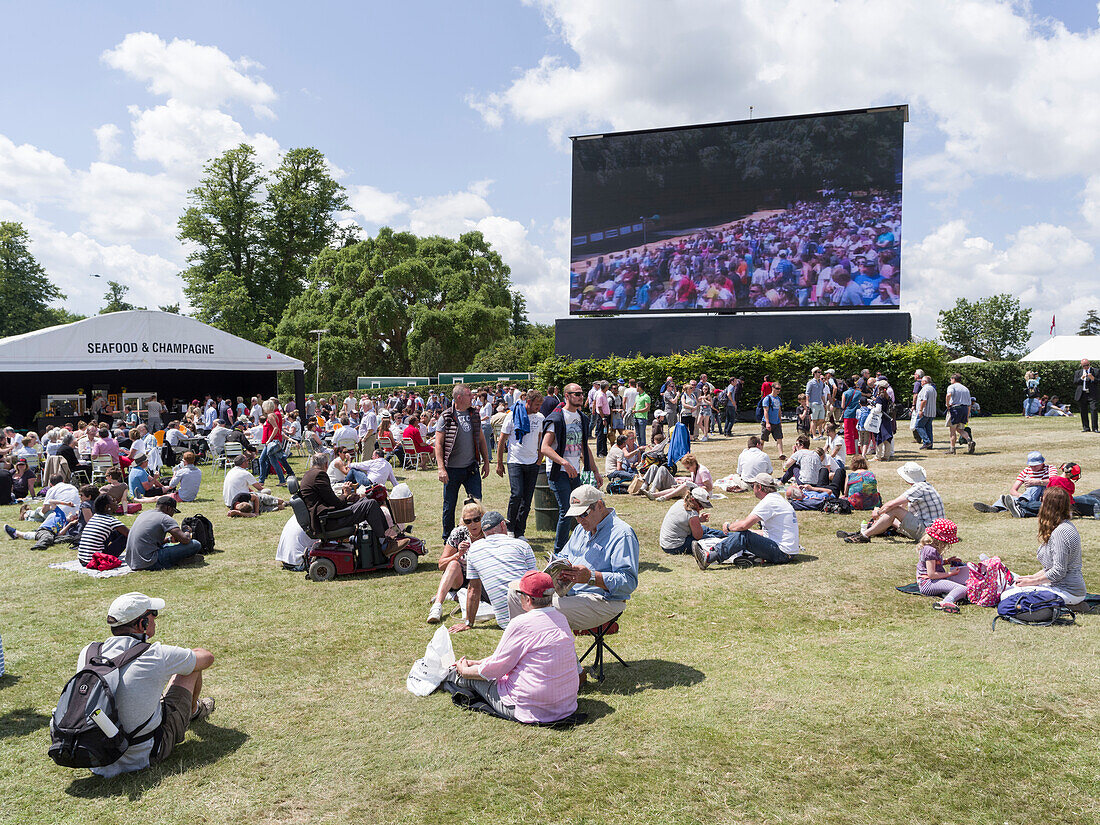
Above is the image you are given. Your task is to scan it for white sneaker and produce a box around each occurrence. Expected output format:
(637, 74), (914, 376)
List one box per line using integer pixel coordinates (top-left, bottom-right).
(427, 602), (443, 624)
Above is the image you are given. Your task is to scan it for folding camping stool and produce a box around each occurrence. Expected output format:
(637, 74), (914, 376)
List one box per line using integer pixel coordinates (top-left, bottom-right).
(577, 612), (627, 682)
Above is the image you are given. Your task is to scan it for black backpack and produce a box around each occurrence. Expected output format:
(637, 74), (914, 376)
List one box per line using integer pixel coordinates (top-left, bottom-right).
(181, 513), (215, 554)
(48, 642), (154, 768)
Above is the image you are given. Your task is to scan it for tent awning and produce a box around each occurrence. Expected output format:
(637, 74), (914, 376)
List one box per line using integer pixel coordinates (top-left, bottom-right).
(948, 355), (986, 363)
(1020, 335), (1100, 362)
(0, 310), (304, 372)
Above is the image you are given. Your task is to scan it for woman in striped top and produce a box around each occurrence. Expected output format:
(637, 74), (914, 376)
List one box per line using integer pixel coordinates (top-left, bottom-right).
(1001, 487), (1087, 606)
(76, 494), (129, 567)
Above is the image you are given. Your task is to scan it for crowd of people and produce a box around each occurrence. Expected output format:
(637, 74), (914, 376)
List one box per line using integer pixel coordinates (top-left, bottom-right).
(3, 357), (1096, 780)
(569, 194), (901, 312)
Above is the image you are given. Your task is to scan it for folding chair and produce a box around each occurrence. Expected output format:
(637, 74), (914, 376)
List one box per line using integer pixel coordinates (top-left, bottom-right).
(91, 455), (116, 484)
(577, 612), (627, 682)
(218, 441), (244, 476)
(401, 437), (418, 470)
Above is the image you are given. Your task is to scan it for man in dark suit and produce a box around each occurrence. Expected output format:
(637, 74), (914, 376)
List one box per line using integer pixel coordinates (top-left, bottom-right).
(1073, 358), (1099, 432)
(298, 453), (394, 542)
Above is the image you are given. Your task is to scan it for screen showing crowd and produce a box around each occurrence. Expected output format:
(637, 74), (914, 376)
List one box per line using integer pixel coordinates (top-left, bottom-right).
(569, 108), (905, 313)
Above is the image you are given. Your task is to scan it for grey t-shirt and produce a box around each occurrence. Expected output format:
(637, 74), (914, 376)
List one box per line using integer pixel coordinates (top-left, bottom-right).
(659, 500), (694, 550)
(125, 510), (180, 570)
(917, 384), (937, 418)
(447, 409), (476, 468)
(78, 637), (195, 777)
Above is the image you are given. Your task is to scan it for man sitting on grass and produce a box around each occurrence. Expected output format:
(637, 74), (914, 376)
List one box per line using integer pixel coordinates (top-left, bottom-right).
(448, 511), (537, 632)
(125, 497), (202, 570)
(972, 451), (1053, 518)
(79, 592), (214, 777)
(128, 454), (165, 500)
(442, 570), (581, 725)
(165, 451), (202, 503)
(837, 461), (944, 543)
(693, 473), (799, 568)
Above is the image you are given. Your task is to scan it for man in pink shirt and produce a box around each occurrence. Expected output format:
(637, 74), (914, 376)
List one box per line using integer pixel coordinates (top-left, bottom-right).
(442, 571), (581, 724)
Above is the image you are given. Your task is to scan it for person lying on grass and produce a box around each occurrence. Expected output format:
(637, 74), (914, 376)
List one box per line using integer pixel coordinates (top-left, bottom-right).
(915, 518), (968, 615)
(837, 462), (944, 544)
(442, 571), (582, 725)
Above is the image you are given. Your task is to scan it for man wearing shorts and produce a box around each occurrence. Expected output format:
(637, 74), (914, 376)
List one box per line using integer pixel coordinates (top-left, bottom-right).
(760, 382), (785, 459)
(78, 592), (215, 777)
(837, 462), (944, 543)
(944, 373), (975, 455)
(805, 368), (827, 439)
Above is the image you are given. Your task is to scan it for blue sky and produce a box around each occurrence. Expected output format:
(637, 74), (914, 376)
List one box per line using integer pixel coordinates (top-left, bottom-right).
(3, 1), (1100, 344)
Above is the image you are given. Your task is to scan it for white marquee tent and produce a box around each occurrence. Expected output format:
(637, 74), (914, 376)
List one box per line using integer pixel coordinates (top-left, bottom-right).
(1020, 335), (1100, 362)
(0, 311), (305, 429)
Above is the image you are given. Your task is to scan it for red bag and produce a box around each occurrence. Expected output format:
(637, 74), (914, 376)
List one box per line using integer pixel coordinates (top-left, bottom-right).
(965, 557), (1015, 607)
(87, 552), (123, 571)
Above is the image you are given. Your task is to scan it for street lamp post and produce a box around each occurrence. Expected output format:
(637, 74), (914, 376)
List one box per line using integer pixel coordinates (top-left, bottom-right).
(309, 329), (328, 395)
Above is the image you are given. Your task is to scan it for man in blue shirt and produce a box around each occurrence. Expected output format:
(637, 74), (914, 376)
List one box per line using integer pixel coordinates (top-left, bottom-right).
(760, 382), (785, 460)
(804, 368), (827, 439)
(549, 485), (639, 632)
(841, 380), (863, 457)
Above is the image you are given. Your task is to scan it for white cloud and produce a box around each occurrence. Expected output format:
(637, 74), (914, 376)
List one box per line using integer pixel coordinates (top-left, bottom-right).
(348, 184), (408, 225)
(94, 124), (122, 161)
(102, 32), (277, 117)
(128, 100), (281, 174)
(0, 135), (73, 201)
(905, 220), (1096, 344)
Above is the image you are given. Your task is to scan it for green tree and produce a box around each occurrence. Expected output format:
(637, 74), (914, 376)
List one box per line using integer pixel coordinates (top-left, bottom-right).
(100, 280), (143, 313)
(1079, 309), (1100, 335)
(468, 324), (555, 372)
(264, 147), (349, 321)
(937, 294), (1033, 360)
(158, 303), (181, 314)
(0, 221), (67, 336)
(178, 144), (266, 337)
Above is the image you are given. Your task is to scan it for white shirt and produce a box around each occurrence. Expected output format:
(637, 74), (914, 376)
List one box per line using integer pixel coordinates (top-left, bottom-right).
(358, 410), (378, 437)
(499, 410), (544, 465)
(332, 425), (358, 449)
(945, 382), (972, 407)
(276, 513), (313, 566)
(750, 492), (799, 555)
(736, 447), (772, 481)
(825, 434), (846, 469)
(45, 482), (81, 518)
(222, 465), (258, 507)
(623, 387), (638, 414)
(789, 449), (823, 485)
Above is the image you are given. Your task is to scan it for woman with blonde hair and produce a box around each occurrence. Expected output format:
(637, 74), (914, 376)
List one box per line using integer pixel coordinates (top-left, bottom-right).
(427, 498), (487, 624)
(647, 452), (713, 501)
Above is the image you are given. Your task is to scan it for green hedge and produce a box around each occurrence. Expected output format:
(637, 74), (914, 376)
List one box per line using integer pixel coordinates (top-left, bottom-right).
(535, 342), (946, 409)
(953, 361), (1079, 415)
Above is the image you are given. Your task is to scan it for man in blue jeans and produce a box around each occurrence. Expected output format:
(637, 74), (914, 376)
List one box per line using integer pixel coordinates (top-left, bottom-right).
(540, 383), (603, 553)
(124, 497), (201, 570)
(435, 384), (490, 541)
(915, 375), (937, 450)
(692, 473), (799, 568)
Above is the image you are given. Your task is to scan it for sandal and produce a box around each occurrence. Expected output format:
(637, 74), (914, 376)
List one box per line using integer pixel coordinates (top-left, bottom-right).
(934, 602), (960, 614)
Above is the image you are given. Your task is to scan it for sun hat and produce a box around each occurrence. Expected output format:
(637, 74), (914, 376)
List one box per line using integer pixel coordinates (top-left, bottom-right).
(1060, 462), (1082, 481)
(516, 570), (555, 598)
(107, 592), (165, 626)
(565, 484), (604, 517)
(1027, 451), (1045, 465)
(689, 487), (713, 508)
(925, 518), (959, 545)
(897, 462), (926, 484)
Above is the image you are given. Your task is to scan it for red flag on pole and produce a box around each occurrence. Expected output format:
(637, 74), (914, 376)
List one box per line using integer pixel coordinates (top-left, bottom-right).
(1050, 314), (1056, 335)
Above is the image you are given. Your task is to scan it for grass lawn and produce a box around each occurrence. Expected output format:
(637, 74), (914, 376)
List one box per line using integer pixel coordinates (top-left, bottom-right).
(2, 415), (1100, 824)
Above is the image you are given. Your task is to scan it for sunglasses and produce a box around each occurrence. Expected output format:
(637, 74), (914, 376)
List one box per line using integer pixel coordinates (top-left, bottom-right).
(463, 517), (480, 525)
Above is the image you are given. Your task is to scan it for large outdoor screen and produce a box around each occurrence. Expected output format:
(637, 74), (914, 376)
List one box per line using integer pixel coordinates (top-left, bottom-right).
(569, 106), (905, 314)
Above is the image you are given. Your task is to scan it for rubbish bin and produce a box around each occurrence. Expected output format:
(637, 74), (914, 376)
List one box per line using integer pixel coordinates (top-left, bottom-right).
(533, 468), (558, 532)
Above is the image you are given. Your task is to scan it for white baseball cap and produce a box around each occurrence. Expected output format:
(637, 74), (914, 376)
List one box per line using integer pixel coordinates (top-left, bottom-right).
(689, 487), (713, 508)
(565, 484), (604, 517)
(750, 472), (778, 489)
(107, 592), (165, 626)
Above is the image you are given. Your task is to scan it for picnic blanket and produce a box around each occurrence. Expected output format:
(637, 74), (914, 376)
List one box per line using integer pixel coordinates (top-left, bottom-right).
(49, 559), (134, 578)
(896, 583), (1100, 609)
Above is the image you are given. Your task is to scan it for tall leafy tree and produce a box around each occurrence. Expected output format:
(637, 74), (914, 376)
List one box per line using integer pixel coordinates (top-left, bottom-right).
(178, 144), (266, 336)
(1079, 309), (1100, 336)
(0, 221), (68, 336)
(938, 294), (1033, 360)
(265, 148), (349, 321)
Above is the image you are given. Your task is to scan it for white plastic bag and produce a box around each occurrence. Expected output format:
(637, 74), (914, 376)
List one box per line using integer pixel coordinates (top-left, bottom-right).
(864, 404), (882, 434)
(405, 626), (456, 696)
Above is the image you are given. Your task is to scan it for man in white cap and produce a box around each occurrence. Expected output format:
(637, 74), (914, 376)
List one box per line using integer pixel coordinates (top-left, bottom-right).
(77, 592), (214, 777)
(693, 473), (799, 568)
(548, 485), (639, 631)
(837, 461), (944, 543)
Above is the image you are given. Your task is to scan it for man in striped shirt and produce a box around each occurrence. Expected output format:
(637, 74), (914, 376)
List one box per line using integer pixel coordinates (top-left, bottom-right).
(450, 511), (536, 632)
(972, 451), (1053, 517)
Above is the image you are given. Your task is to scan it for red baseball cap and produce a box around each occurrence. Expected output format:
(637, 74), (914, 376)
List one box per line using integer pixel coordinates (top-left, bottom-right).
(517, 570), (555, 598)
